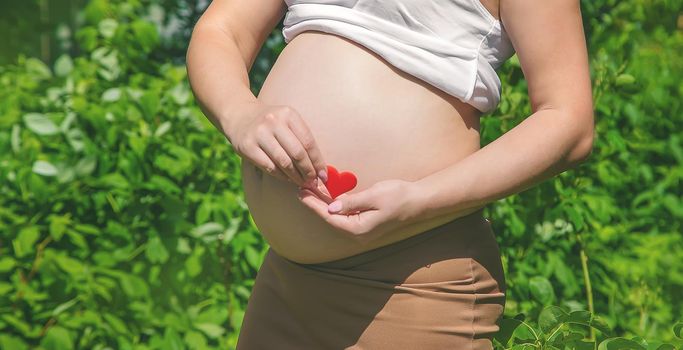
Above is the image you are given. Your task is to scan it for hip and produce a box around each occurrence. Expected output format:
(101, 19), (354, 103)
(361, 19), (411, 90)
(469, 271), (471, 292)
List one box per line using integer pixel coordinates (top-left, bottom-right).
(236, 209), (506, 349)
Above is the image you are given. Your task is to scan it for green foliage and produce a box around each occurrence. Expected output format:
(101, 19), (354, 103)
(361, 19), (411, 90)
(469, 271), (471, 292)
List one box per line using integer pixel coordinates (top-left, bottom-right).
(0, 0), (681, 349)
(0, 1), (268, 349)
(494, 306), (682, 349)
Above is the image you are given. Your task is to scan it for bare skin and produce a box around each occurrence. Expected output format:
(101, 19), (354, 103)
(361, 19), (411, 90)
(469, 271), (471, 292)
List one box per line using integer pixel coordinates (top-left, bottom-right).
(243, 30), (484, 263)
(186, 0), (594, 264)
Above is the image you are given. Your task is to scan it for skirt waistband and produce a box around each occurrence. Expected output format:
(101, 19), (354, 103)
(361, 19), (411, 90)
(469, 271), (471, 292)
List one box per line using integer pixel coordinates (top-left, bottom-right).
(303, 207), (488, 270)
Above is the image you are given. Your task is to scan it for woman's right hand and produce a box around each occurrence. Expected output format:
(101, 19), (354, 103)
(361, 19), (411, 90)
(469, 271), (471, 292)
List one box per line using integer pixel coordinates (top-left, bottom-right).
(226, 101), (328, 188)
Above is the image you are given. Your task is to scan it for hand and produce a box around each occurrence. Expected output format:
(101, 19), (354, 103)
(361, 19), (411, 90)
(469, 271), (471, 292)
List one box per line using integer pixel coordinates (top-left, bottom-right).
(227, 101), (328, 188)
(297, 178), (423, 244)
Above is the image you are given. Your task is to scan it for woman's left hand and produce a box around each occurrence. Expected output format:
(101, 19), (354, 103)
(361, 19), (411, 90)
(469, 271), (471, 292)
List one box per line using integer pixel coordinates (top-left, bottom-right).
(297, 179), (423, 244)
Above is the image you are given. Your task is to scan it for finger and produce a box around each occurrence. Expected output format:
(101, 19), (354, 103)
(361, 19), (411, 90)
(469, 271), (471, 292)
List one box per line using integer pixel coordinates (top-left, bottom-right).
(298, 181), (333, 203)
(249, 148), (291, 183)
(298, 189), (371, 237)
(286, 113), (328, 182)
(257, 133), (305, 185)
(328, 190), (378, 215)
(273, 125), (317, 185)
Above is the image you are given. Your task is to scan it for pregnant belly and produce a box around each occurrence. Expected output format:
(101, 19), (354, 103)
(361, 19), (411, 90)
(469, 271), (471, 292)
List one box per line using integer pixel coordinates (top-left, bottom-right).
(240, 31), (484, 264)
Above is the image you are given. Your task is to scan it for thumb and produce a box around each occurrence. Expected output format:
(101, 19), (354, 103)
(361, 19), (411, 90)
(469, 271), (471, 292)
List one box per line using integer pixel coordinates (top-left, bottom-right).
(327, 191), (373, 214)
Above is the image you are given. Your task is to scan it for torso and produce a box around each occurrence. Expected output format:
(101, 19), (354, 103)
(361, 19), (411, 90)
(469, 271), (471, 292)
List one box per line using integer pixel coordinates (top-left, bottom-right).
(241, 30), (489, 264)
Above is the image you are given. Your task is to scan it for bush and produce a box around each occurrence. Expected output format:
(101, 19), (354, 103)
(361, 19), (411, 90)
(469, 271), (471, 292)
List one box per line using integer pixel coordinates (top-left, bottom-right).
(1, 1), (267, 348)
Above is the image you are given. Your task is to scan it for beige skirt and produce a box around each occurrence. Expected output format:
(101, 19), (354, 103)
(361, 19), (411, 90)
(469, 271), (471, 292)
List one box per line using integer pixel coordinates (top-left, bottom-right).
(236, 208), (506, 349)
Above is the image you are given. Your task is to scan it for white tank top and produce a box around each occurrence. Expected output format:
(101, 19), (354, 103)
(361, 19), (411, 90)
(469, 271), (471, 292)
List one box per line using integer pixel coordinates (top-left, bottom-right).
(282, 0), (516, 114)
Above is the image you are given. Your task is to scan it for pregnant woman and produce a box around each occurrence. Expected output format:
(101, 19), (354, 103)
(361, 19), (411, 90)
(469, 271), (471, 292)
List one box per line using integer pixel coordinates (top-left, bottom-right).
(187, 0), (594, 348)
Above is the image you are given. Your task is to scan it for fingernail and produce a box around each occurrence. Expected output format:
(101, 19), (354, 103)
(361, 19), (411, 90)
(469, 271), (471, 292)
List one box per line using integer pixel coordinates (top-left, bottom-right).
(328, 201), (342, 213)
(318, 169), (328, 182)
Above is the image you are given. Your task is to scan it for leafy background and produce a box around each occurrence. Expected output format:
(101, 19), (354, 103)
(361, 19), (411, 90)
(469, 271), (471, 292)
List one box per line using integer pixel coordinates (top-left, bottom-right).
(0, 0), (681, 349)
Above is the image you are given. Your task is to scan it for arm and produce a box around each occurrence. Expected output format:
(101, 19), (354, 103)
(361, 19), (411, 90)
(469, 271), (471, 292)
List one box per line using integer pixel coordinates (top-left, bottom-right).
(408, 0), (595, 222)
(186, 0), (287, 141)
(296, 0), (594, 242)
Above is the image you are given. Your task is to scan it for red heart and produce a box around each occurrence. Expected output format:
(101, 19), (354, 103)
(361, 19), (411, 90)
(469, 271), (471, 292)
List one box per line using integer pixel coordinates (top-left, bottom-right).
(323, 165), (357, 199)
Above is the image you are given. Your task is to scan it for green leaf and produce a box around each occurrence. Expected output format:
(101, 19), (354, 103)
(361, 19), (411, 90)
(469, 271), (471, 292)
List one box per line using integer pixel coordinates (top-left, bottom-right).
(103, 313), (129, 334)
(494, 317), (524, 345)
(244, 245), (262, 269)
(185, 248), (204, 278)
(54, 254), (86, 277)
(139, 90), (160, 117)
(0, 334), (28, 350)
(24, 113), (59, 135)
(2, 314), (33, 337)
(589, 315), (612, 336)
(191, 222), (224, 238)
(96, 173), (130, 189)
(511, 322), (537, 341)
(84, 0), (111, 23)
(145, 175), (181, 195)
(40, 326), (74, 350)
(154, 121), (172, 138)
(118, 273), (149, 298)
(170, 83), (190, 105)
(91, 47), (120, 80)
(145, 236), (170, 264)
(183, 330), (207, 349)
(102, 87), (122, 102)
(52, 297), (80, 317)
(64, 230), (89, 251)
(11, 124), (21, 153)
(54, 54), (74, 77)
(131, 20), (159, 52)
(567, 310), (592, 326)
(98, 18), (118, 38)
(565, 204), (584, 231)
(49, 214), (70, 241)
(566, 340), (596, 350)
(0, 257), (17, 273)
(538, 306), (568, 333)
(598, 338), (647, 350)
(615, 73), (636, 86)
(65, 128), (86, 152)
(194, 322), (225, 339)
(673, 321), (683, 339)
(73, 223), (100, 235)
(528, 276), (555, 305)
(26, 57), (52, 79)
(32, 160), (59, 176)
(162, 327), (184, 350)
(13, 226), (41, 258)
(0, 282), (13, 295)
(75, 156), (98, 177)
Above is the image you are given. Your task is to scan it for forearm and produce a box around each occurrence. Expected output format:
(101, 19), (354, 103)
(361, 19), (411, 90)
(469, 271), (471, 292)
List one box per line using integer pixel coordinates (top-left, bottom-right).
(409, 108), (594, 222)
(186, 23), (258, 140)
